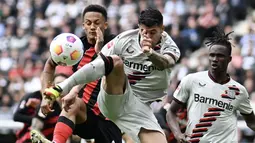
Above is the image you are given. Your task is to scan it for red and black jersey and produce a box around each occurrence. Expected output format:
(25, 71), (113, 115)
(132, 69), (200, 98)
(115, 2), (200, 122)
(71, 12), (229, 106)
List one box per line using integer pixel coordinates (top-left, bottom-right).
(13, 91), (42, 143)
(72, 34), (115, 118)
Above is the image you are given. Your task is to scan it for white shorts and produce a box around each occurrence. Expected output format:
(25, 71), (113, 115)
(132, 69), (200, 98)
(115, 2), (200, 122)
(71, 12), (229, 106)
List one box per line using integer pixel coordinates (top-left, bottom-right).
(97, 79), (164, 142)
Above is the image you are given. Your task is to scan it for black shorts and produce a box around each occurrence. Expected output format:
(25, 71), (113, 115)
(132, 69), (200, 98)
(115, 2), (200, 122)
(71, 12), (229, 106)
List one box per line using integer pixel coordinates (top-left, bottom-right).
(73, 110), (122, 143)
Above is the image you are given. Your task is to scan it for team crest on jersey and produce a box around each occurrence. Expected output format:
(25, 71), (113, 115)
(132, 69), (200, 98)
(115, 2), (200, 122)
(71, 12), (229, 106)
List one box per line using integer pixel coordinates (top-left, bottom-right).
(221, 85), (240, 100)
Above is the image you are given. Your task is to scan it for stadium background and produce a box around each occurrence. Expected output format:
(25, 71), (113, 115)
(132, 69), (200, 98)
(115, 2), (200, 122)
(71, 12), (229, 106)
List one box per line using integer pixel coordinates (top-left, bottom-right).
(0, 0), (255, 142)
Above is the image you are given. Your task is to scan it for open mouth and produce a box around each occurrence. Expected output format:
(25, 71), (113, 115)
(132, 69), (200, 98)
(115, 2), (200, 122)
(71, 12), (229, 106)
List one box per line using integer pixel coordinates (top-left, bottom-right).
(211, 63), (218, 69)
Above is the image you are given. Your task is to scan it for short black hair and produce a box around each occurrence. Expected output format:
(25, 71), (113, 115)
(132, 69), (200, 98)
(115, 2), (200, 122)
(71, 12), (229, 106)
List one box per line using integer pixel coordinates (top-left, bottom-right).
(205, 27), (234, 55)
(82, 4), (107, 21)
(138, 8), (163, 27)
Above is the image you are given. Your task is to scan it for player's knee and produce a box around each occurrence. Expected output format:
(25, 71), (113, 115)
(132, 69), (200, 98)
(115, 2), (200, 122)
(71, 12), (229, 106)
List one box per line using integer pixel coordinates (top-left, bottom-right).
(62, 102), (80, 117)
(76, 99), (87, 123)
(111, 55), (124, 71)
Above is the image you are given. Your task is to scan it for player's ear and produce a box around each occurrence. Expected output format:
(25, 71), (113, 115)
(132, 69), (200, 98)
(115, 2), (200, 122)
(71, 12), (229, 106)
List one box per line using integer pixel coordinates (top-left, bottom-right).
(229, 56), (232, 63)
(104, 22), (108, 30)
(82, 22), (85, 29)
(161, 25), (164, 33)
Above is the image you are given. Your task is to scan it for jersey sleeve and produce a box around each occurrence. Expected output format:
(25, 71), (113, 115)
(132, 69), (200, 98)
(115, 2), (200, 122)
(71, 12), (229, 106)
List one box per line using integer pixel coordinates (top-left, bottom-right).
(160, 31), (181, 62)
(173, 74), (192, 103)
(237, 88), (253, 114)
(13, 94), (33, 124)
(100, 35), (125, 57)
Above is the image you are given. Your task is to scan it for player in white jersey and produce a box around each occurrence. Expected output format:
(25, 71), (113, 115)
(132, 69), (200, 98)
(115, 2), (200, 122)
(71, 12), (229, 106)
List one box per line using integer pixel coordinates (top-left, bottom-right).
(42, 8), (180, 143)
(166, 28), (255, 143)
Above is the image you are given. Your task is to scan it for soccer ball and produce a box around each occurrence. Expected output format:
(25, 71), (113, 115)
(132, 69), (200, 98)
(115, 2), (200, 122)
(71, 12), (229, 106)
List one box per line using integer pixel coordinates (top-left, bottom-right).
(49, 33), (84, 66)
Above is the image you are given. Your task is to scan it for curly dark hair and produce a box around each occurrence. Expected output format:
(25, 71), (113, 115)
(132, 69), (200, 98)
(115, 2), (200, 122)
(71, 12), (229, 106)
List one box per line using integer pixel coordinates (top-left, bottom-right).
(205, 27), (234, 55)
(138, 8), (163, 27)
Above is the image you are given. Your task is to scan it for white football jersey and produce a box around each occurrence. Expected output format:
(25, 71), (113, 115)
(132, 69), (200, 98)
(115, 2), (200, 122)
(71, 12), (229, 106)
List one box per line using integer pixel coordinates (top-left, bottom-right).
(174, 71), (253, 143)
(100, 29), (180, 102)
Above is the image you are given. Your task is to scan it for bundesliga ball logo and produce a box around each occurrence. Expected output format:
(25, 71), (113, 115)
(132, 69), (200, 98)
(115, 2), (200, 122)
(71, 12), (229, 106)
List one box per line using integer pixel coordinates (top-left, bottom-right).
(50, 33), (84, 66)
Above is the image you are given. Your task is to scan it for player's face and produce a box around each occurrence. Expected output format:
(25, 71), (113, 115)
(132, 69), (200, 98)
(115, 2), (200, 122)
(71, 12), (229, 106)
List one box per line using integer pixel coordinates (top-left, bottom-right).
(139, 24), (164, 47)
(208, 44), (232, 74)
(83, 12), (108, 44)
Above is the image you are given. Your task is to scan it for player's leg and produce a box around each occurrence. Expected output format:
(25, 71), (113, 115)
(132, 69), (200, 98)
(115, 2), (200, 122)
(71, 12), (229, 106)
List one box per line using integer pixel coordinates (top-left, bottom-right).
(94, 115), (122, 143)
(52, 98), (86, 143)
(138, 128), (167, 143)
(74, 110), (122, 143)
(57, 54), (125, 95)
(31, 98), (86, 143)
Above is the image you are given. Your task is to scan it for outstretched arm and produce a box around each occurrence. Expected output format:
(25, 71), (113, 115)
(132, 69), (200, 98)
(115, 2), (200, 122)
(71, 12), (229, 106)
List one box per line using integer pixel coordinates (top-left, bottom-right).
(166, 100), (189, 143)
(41, 57), (57, 91)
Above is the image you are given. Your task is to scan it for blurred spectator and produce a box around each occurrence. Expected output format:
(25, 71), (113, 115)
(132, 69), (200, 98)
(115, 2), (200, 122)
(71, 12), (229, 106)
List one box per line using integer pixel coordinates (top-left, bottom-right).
(45, 0), (66, 28)
(118, 0), (138, 31)
(215, 0), (232, 27)
(181, 16), (201, 55)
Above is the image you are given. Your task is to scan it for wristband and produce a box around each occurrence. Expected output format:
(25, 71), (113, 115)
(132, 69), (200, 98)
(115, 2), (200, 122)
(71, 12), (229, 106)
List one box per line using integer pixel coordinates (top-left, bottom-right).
(144, 48), (153, 56)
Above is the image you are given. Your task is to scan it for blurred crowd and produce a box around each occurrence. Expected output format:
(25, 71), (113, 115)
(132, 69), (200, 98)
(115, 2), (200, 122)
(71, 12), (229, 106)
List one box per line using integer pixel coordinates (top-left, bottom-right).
(0, 0), (255, 142)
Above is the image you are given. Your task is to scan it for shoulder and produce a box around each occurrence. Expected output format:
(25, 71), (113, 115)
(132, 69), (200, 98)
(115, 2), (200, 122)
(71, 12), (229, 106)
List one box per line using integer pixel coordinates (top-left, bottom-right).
(116, 29), (139, 41)
(228, 79), (248, 96)
(79, 35), (87, 44)
(104, 34), (116, 43)
(185, 71), (206, 80)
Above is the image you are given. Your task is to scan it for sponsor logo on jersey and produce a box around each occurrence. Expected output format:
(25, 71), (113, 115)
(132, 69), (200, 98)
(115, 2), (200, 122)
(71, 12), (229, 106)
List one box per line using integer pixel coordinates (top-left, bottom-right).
(194, 93), (233, 111)
(124, 60), (162, 72)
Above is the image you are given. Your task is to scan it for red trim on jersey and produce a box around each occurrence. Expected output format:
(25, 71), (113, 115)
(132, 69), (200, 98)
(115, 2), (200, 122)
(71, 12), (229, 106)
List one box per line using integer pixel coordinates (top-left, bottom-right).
(42, 127), (55, 136)
(221, 94), (235, 99)
(189, 138), (200, 143)
(82, 80), (99, 103)
(208, 107), (224, 112)
(173, 97), (185, 104)
(154, 45), (161, 51)
(91, 102), (100, 115)
(192, 128), (208, 133)
(78, 47), (95, 69)
(228, 86), (240, 91)
(16, 131), (30, 143)
(195, 122), (212, 127)
(78, 47), (102, 116)
(208, 71), (230, 84)
(127, 75), (146, 80)
(199, 117), (216, 122)
(165, 52), (177, 62)
(45, 116), (59, 124)
(204, 112), (221, 117)
(191, 133), (204, 138)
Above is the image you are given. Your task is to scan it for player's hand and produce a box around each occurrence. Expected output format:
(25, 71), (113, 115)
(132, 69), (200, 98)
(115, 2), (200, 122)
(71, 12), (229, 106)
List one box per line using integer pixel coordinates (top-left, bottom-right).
(140, 36), (153, 54)
(40, 97), (54, 116)
(26, 98), (41, 108)
(62, 91), (78, 112)
(95, 27), (104, 53)
(176, 134), (190, 143)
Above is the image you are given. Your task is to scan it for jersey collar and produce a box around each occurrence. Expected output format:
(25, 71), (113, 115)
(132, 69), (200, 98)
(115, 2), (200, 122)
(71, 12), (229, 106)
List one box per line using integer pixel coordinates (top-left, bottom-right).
(208, 71), (230, 84)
